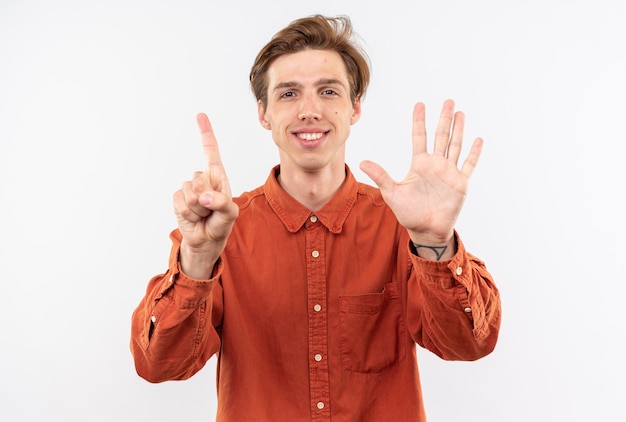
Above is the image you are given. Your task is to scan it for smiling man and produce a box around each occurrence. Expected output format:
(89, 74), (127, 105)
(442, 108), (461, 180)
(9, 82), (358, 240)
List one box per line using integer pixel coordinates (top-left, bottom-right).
(259, 48), (361, 211)
(130, 14), (501, 422)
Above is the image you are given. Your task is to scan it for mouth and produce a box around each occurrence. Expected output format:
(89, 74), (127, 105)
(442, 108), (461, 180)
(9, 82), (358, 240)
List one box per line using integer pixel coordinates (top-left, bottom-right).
(295, 132), (325, 141)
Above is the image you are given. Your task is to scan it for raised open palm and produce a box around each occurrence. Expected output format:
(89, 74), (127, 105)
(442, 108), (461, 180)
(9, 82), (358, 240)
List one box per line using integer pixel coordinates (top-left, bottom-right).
(360, 99), (482, 245)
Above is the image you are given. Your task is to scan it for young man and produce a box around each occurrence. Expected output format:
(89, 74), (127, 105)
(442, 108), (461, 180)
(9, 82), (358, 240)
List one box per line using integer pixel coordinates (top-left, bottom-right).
(131, 14), (501, 421)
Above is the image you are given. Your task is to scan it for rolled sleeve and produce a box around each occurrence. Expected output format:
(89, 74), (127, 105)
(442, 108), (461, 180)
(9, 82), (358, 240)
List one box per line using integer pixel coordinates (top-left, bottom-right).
(407, 232), (501, 360)
(130, 230), (223, 382)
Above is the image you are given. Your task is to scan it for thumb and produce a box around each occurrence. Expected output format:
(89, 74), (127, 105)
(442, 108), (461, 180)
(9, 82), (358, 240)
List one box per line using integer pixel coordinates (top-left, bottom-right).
(360, 160), (394, 192)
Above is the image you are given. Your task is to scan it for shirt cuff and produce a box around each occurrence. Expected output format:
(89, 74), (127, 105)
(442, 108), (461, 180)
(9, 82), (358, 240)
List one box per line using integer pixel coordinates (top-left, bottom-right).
(162, 229), (222, 309)
(409, 231), (473, 289)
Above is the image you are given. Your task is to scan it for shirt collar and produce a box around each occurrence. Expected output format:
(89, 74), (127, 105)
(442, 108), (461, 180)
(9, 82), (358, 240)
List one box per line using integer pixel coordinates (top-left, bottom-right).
(264, 164), (358, 234)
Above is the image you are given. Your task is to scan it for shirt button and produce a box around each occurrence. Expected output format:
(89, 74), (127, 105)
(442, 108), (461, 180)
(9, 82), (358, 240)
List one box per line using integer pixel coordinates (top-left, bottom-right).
(317, 402), (325, 410)
(310, 215), (318, 223)
(150, 315), (157, 323)
(464, 307), (472, 313)
(455, 266), (463, 276)
(314, 354), (322, 362)
(312, 250), (320, 258)
(313, 304), (322, 312)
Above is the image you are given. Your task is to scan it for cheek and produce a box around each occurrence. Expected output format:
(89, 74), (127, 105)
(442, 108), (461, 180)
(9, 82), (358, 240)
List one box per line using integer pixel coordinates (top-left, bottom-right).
(337, 109), (355, 125)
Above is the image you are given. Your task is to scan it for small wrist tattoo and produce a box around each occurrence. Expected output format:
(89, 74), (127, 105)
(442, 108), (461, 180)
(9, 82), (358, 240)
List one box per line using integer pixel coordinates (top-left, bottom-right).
(412, 243), (448, 261)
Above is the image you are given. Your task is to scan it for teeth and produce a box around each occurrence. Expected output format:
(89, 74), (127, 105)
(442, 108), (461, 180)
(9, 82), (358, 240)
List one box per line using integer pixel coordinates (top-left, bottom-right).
(297, 133), (323, 141)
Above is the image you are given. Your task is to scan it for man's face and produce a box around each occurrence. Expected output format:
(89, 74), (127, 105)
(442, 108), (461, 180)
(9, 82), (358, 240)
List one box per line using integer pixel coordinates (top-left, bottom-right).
(258, 49), (361, 173)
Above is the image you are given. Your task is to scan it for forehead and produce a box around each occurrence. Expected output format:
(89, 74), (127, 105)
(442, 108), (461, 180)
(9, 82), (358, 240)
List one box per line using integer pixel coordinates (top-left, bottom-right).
(266, 49), (349, 87)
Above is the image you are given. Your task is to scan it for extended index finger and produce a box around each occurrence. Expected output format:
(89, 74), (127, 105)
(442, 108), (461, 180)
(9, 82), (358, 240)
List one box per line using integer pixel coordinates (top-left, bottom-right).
(411, 102), (427, 156)
(197, 112), (224, 169)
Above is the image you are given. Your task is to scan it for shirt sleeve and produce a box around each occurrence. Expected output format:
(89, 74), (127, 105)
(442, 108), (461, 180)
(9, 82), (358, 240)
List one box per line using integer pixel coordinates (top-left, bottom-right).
(130, 230), (223, 383)
(406, 232), (502, 361)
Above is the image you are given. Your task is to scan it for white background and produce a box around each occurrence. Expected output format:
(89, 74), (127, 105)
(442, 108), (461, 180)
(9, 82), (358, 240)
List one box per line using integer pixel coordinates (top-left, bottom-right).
(1, 0), (625, 421)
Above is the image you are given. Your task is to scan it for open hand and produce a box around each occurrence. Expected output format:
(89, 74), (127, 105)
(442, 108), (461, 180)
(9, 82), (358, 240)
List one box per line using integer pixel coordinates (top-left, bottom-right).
(360, 99), (482, 246)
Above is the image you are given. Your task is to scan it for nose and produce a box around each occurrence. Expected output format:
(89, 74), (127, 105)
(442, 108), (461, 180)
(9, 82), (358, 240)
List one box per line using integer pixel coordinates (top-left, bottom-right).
(298, 94), (322, 120)
(298, 111), (321, 120)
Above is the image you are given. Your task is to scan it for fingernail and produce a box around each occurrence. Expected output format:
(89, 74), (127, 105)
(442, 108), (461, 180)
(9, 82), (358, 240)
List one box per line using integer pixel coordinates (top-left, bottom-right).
(199, 194), (212, 206)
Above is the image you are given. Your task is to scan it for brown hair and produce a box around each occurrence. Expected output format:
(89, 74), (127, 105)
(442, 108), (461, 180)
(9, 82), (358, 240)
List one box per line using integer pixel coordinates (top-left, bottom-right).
(249, 15), (371, 109)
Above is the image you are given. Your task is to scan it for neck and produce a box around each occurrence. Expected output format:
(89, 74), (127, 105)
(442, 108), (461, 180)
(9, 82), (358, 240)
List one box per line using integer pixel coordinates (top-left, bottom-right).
(277, 164), (346, 212)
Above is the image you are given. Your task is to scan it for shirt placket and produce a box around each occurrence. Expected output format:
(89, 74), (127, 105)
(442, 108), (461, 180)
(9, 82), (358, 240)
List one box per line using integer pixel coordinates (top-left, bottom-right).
(305, 214), (331, 420)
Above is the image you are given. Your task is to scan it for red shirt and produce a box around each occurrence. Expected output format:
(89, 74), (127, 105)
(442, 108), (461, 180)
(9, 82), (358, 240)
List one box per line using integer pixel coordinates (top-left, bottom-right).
(130, 166), (501, 421)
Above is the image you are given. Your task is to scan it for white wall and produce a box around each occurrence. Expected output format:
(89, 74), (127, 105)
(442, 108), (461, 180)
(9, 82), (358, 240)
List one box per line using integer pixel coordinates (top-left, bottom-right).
(1, 0), (625, 421)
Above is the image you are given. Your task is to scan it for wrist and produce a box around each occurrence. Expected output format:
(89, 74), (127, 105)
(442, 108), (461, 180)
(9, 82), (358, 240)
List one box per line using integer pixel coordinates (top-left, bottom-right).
(409, 232), (457, 261)
(179, 241), (221, 280)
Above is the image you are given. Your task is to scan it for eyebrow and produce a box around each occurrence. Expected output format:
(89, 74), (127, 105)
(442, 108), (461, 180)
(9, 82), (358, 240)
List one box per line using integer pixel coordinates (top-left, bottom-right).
(272, 78), (347, 93)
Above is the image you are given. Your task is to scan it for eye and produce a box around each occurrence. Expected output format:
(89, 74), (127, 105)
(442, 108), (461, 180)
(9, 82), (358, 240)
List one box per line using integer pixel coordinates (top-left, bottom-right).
(280, 91), (296, 98)
(321, 89), (338, 96)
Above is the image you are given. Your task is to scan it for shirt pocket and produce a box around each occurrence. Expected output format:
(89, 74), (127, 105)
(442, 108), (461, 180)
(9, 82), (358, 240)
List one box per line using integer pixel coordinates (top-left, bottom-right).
(339, 281), (407, 373)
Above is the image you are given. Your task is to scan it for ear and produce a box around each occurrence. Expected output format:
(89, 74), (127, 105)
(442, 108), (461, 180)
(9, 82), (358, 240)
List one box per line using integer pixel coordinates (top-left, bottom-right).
(350, 96), (362, 125)
(258, 100), (271, 130)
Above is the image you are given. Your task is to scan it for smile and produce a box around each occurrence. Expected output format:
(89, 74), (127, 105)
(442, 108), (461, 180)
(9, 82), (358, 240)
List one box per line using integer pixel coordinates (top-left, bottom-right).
(296, 132), (325, 141)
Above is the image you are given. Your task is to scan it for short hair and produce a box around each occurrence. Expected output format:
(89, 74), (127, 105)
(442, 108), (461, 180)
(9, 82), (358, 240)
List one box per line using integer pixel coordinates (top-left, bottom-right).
(250, 15), (371, 109)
